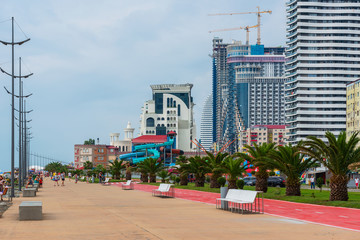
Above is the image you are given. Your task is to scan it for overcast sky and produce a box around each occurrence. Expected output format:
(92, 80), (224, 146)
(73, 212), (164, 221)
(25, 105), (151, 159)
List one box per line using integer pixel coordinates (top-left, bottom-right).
(0, 0), (286, 171)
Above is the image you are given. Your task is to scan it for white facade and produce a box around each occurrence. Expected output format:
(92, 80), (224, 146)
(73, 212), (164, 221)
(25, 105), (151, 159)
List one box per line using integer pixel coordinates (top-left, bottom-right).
(200, 94), (213, 150)
(285, 0), (360, 143)
(110, 122), (134, 152)
(139, 84), (196, 151)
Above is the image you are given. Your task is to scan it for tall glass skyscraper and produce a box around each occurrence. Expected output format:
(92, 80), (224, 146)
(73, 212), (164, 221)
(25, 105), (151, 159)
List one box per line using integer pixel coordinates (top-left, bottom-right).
(285, 0), (360, 143)
(200, 94), (213, 150)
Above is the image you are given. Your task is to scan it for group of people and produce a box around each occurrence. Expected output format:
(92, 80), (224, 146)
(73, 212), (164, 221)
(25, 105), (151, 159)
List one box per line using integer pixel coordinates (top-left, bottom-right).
(51, 172), (67, 187)
(25, 174), (43, 188)
(0, 175), (6, 201)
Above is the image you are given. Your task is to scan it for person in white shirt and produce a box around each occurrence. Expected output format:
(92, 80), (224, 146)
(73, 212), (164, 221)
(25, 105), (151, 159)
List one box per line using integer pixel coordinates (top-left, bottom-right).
(310, 176), (315, 189)
(355, 177), (359, 190)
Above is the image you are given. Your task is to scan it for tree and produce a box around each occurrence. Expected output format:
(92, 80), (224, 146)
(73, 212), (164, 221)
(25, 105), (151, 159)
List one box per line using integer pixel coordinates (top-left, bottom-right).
(238, 142), (276, 193)
(268, 143), (318, 196)
(109, 159), (126, 179)
(221, 156), (248, 189)
(157, 170), (170, 183)
(83, 161), (93, 170)
(93, 164), (107, 176)
(301, 131), (360, 201)
(84, 138), (95, 145)
(187, 156), (210, 187)
(204, 151), (228, 188)
(137, 158), (164, 183)
(125, 163), (132, 180)
(175, 155), (190, 186)
(44, 162), (67, 173)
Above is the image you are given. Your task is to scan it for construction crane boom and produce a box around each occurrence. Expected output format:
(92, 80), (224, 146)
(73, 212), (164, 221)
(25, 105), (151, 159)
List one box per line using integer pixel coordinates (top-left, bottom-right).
(208, 6), (271, 45)
(209, 25), (259, 45)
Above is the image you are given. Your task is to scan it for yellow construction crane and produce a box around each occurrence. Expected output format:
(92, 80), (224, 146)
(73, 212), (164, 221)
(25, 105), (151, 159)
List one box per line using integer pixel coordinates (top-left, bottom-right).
(209, 24), (259, 45)
(208, 6), (272, 45)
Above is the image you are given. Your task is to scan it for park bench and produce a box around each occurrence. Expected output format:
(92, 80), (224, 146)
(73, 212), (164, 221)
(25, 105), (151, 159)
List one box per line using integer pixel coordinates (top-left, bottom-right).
(102, 178), (111, 186)
(152, 184), (174, 198)
(0, 187), (12, 202)
(216, 189), (264, 214)
(23, 188), (37, 197)
(19, 201), (42, 220)
(122, 180), (134, 190)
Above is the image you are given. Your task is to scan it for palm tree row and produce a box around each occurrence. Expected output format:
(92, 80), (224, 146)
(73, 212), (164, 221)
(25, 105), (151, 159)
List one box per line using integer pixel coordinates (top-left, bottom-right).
(172, 131), (360, 202)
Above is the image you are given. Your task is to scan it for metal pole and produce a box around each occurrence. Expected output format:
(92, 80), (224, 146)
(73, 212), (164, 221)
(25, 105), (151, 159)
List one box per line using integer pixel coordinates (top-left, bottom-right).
(10, 17), (15, 197)
(18, 57), (22, 191)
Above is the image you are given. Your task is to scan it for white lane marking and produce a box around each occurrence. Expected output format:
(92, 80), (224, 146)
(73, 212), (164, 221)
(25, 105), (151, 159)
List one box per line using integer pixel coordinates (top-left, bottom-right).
(295, 209), (303, 211)
(315, 212), (324, 214)
(339, 215), (349, 218)
(278, 206), (285, 208)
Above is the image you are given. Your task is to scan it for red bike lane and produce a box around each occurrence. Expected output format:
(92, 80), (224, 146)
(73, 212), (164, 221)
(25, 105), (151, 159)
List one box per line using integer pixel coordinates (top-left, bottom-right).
(111, 182), (360, 232)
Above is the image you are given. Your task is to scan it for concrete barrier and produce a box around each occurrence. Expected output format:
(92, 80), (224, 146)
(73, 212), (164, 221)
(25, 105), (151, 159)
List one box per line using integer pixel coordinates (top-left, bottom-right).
(19, 201), (42, 220)
(23, 188), (37, 197)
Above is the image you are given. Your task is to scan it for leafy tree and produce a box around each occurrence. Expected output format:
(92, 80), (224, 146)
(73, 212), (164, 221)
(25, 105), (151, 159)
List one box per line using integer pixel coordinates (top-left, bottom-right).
(204, 151), (228, 188)
(221, 156), (248, 189)
(268, 143), (317, 196)
(187, 156), (210, 187)
(217, 177), (226, 187)
(301, 131), (360, 201)
(109, 159), (126, 179)
(44, 162), (67, 173)
(84, 138), (95, 145)
(238, 142), (276, 193)
(93, 164), (107, 176)
(83, 161), (93, 170)
(157, 170), (170, 183)
(137, 158), (164, 183)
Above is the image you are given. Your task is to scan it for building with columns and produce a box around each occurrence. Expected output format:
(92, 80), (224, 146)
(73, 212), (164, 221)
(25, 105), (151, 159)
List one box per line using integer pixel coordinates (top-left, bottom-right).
(109, 121), (134, 153)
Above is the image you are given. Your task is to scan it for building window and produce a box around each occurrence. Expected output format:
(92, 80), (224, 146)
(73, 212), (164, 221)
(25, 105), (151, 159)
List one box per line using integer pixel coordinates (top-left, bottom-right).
(146, 117), (155, 127)
(178, 104), (181, 116)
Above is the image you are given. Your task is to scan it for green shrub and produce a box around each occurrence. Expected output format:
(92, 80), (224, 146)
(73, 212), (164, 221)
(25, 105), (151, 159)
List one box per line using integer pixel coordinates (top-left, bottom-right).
(316, 177), (324, 192)
(236, 179), (245, 189)
(269, 171), (275, 176)
(217, 177), (226, 187)
(175, 177), (181, 184)
(205, 176), (211, 183)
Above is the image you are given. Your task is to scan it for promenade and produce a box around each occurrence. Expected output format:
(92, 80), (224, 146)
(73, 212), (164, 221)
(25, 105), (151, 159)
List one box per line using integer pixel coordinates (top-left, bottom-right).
(1, 179), (359, 240)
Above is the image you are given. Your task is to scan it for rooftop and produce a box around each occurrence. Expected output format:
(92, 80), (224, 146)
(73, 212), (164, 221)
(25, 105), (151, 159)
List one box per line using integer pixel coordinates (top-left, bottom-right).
(132, 135), (167, 144)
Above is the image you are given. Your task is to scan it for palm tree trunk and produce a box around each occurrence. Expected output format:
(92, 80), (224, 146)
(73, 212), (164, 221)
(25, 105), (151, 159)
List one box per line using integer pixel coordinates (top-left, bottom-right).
(210, 173), (221, 188)
(285, 177), (300, 196)
(149, 174), (156, 183)
(140, 173), (148, 183)
(126, 170), (131, 180)
(195, 176), (205, 187)
(330, 175), (349, 201)
(228, 179), (237, 189)
(180, 174), (188, 186)
(255, 168), (268, 193)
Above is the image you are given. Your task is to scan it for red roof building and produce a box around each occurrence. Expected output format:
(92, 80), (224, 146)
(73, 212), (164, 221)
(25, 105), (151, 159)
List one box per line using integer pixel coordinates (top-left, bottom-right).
(132, 135), (168, 144)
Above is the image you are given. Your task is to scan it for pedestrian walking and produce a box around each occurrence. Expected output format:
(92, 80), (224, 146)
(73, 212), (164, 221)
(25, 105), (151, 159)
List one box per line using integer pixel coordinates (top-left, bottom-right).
(68, 172), (72, 181)
(75, 174), (78, 184)
(310, 176), (315, 189)
(355, 177), (359, 190)
(61, 172), (65, 186)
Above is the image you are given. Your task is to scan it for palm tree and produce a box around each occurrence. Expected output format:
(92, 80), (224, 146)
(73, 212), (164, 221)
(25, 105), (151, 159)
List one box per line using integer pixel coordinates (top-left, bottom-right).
(187, 156), (210, 187)
(137, 158), (164, 183)
(125, 162), (132, 180)
(83, 161), (93, 170)
(109, 159), (126, 179)
(268, 144), (318, 196)
(205, 151), (228, 188)
(175, 156), (189, 185)
(238, 142), (276, 193)
(301, 131), (360, 201)
(157, 170), (170, 183)
(221, 155), (249, 189)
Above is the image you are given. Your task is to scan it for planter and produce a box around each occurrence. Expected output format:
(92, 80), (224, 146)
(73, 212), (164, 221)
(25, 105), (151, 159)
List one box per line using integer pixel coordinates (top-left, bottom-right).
(220, 187), (228, 209)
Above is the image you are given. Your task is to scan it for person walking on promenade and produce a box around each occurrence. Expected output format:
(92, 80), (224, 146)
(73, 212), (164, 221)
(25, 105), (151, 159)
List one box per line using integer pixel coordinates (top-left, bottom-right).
(68, 172), (72, 181)
(355, 177), (359, 190)
(99, 172), (102, 184)
(75, 174), (78, 184)
(310, 175), (315, 189)
(61, 172), (65, 186)
(0, 175), (5, 201)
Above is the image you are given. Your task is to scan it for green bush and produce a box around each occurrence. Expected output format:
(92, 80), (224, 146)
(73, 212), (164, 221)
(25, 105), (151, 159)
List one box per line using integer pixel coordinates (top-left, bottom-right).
(316, 177), (324, 192)
(217, 177), (226, 187)
(205, 176), (211, 183)
(269, 171), (275, 176)
(236, 179), (245, 189)
(175, 177), (181, 184)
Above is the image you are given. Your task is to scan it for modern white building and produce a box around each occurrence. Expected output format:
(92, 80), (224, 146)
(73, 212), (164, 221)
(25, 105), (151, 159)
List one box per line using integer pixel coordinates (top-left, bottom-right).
(139, 84), (196, 151)
(200, 94), (213, 150)
(285, 0), (360, 144)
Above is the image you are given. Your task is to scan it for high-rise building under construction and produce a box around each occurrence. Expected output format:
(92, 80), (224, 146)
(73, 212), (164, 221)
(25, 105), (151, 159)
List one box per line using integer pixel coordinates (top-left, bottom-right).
(211, 38), (285, 152)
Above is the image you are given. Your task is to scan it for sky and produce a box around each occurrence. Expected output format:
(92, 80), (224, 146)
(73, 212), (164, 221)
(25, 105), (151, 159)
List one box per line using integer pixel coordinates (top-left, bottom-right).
(0, 0), (287, 171)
